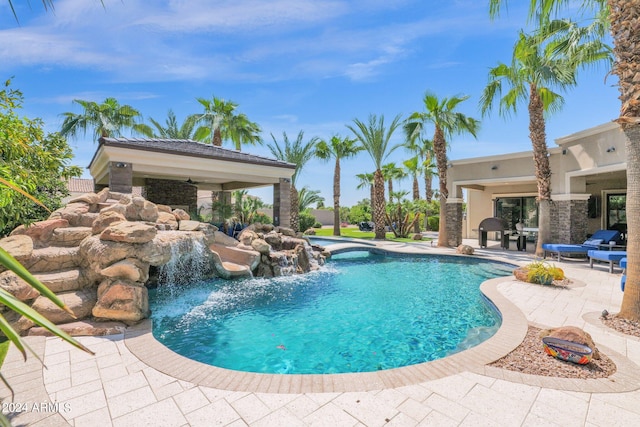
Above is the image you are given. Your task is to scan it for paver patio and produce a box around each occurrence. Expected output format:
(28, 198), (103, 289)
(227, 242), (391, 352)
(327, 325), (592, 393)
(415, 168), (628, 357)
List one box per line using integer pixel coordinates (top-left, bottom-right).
(1, 238), (639, 426)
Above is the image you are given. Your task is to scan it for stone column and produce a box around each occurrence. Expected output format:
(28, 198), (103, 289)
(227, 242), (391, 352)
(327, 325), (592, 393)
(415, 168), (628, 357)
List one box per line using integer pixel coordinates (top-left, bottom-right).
(551, 195), (590, 244)
(273, 178), (291, 227)
(446, 197), (464, 247)
(109, 161), (132, 194)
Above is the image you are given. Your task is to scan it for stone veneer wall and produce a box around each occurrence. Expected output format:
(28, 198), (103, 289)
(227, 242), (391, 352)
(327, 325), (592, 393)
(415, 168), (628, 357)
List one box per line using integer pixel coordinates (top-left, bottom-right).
(446, 200), (463, 247)
(273, 178), (291, 228)
(143, 179), (198, 214)
(552, 199), (589, 244)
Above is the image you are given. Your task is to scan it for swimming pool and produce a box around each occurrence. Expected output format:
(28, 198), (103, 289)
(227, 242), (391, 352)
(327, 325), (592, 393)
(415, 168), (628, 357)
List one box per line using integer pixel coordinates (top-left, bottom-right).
(149, 252), (513, 374)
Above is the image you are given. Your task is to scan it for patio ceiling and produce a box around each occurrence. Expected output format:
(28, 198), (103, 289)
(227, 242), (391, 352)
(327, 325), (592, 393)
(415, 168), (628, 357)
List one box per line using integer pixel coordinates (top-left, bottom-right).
(88, 138), (296, 191)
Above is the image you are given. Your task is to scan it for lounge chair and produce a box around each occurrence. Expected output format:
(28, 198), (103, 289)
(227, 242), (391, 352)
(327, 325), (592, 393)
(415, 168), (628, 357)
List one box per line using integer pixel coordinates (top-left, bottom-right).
(621, 258), (627, 291)
(542, 229), (621, 262)
(587, 249), (627, 273)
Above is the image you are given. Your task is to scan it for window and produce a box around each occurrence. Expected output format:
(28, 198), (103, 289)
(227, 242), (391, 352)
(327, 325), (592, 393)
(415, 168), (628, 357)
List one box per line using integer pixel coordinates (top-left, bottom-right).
(606, 193), (626, 238)
(494, 196), (538, 230)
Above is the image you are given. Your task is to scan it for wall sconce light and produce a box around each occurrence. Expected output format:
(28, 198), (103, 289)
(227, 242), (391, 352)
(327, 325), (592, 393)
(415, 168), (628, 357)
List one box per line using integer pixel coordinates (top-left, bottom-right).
(115, 162), (127, 168)
(447, 162), (453, 169)
(606, 146), (616, 153)
(491, 165), (499, 170)
(562, 149), (567, 155)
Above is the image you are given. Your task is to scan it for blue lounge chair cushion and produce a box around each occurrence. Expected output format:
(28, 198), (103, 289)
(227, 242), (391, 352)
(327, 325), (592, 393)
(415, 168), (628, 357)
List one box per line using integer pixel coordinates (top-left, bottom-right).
(587, 250), (627, 263)
(620, 257), (627, 291)
(542, 230), (621, 261)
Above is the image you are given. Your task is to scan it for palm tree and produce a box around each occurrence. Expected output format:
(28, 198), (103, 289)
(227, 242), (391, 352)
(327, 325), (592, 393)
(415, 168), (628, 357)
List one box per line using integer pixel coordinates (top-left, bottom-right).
(381, 162), (407, 201)
(191, 96), (261, 150)
(315, 135), (363, 236)
(148, 110), (197, 139)
(480, 22), (610, 257)
(298, 187), (325, 212)
(347, 114), (402, 239)
(267, 131), (319, 232)
(489, 0), (640, 322)
(406, 93), (479, 247)
(404, 129), (437, 202)
(60, 97), (150, 141)
(403, 156), (423, 233)
(356, 172), (376, 220)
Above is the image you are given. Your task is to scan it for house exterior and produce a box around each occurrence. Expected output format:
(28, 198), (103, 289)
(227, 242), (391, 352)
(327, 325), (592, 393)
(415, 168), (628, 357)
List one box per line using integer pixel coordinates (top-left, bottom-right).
(447, 122), (627, 246)
(87, 138), (296, 227)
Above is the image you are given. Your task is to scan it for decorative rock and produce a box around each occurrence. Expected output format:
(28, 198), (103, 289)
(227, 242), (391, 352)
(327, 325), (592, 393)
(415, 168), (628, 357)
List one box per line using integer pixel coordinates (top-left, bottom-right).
(539, 326), (600, 360)
(172, 209), (190, 221)
(100, 222), (157, 244)
(0, 270), (40, 301)
(96, 187), (110, 204)
(125, 197), (159, 222)
(101, 258), (150, 283)
(51, 227), (93, 247)
(28, 320), (126, 337)
(9, 219), (70, 248)
(412, 233), (423, 240)
(238, 229), (258, 246)
(275, 226), (296, 237)
(31, 290), (96, 325)
(156, 211), (178, 230)
(100, 200), (127, 216)
(303, 228), (316, 235)
(178, 220), (201, 231)
(157, 204), (172, 213)
(0, 234), (34, 261)
(49, 202), (91, 226)
(93, 279), (149, 323)
(247, 223), (274, 234)
(214, 231), (240, 247)
(456, 244), (474, 255)
(68, 192), (100, 206)
(251, 238), (272, 255)
(263, 232), (282, 247)
(92, 211), (126, 235)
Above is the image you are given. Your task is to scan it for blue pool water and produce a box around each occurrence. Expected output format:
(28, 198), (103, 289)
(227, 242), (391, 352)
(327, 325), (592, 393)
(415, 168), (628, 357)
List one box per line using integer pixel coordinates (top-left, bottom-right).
(149, 252), (513, 374)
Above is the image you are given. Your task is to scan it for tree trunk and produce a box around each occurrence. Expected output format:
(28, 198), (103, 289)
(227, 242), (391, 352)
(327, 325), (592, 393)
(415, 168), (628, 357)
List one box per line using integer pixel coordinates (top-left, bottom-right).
(424, 168), (433, 203)
(373, 169), (387, 239)
(528, 85), (552, 257)
(413, 175), (421, 234)
(290, 185), (299, 232)
(609, 0), (640, 321)
(333, 157), (341, 236)
(370, 184), (375, 222)
(433, 127), (449, 246)
(388, 180), (393, 202)
(213, 127), (223, 146)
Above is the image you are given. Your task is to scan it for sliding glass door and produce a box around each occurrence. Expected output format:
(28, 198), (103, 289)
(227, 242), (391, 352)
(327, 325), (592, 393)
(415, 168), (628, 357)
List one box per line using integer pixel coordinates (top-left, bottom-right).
(495, 196), (538, 231)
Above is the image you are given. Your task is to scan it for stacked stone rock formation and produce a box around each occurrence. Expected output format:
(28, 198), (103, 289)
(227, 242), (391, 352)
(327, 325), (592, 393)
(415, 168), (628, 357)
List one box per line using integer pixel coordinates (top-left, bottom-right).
(0, 188), (328, 336)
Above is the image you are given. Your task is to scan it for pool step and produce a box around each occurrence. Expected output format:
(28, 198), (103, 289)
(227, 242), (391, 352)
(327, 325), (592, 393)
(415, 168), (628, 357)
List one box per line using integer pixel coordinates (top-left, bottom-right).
(50, 227), (93, 247)
(34, 268), (89, 293)
(21, 246), (80, 273)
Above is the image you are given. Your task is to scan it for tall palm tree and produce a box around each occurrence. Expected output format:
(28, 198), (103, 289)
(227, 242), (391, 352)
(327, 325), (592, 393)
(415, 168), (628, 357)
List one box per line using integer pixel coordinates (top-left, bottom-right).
(356, 172), (376, 220)
(191, 96), (261, 150)
(315, 135), (363, 236)
(480, 21), (610, 257)
(403, 156), (424, 233)
(404, 129), (437, 202)
(60, 97), (150, 141)
(148, 110), (197, 139)
(489, 0), (640, 322)
(347, 114), (402, 239)
(381, 162), (407, 201)
(406, 93), (479, 247)
(267, 131), (319, 232)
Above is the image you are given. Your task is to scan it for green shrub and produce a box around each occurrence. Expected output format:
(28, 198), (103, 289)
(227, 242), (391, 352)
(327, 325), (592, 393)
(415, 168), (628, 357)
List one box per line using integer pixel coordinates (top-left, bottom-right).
(299, 212), (317, 232)
(313, 221), (323, 228)
(524, 261), (564, 285)
(426, 215), (439, 231)
(253, 212), (272, 224)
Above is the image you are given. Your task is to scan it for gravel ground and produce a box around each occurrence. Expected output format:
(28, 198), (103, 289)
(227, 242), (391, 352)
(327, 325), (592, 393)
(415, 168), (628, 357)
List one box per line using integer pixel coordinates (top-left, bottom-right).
(602, 314), (640, 338)
(489, 326), (616, 379)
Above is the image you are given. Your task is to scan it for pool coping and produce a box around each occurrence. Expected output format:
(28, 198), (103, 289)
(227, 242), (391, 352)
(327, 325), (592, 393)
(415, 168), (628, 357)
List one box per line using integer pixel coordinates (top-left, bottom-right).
(125, 273), (640, 393)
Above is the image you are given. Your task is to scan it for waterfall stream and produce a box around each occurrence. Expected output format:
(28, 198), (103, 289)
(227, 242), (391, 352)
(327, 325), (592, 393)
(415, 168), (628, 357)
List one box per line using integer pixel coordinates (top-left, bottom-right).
(157, 239), (209, 290)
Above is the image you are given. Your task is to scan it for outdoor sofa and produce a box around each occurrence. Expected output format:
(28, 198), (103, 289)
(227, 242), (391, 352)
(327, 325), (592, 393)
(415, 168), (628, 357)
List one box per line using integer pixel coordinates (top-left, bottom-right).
(587, 249), (627, 273)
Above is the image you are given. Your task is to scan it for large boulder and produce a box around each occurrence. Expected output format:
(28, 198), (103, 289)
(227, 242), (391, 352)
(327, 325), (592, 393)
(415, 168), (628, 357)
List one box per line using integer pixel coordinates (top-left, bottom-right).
(125, 197), (159, 222)
(31, 290), (96, 325)
(251, 238), (271, 255)
(93, 279), (149, 324)
(68, 192), (100, 206)
(0, 270), (40, 301)
(456, 244), (474, 255)
(214, 231), (239, 247)
(100, 222), (157, 244)
(92, 211), (126, 235)
(172, 209), (190, 221)
(539, 326), (601, 360)
(10, 218), (70, 248)
(0, 234), (34, 263)
(49, 202), (91, 226)
(156, 211), (178, 230)
(101, 258), (150, 283)
(178, 220), (201, 231)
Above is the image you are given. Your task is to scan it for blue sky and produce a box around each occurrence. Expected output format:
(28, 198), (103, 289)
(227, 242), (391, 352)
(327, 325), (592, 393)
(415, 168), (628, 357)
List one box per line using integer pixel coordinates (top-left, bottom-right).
(1, 0), (619, 207)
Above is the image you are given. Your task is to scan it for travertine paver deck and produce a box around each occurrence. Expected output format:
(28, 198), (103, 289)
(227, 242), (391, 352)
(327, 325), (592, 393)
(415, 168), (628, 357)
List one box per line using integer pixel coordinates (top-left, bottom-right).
(1, 238), (640, 426)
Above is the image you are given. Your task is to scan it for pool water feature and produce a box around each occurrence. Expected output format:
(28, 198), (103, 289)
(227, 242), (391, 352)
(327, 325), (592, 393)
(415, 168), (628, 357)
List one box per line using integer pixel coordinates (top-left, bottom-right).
(149, 252), (513, 374)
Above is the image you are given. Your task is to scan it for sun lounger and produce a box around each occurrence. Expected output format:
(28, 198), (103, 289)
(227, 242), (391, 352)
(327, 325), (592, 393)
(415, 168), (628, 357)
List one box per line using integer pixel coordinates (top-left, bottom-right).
(620, 257), (627, 291)
(542, 229), (621, 262)
(587, 250), (627, 273)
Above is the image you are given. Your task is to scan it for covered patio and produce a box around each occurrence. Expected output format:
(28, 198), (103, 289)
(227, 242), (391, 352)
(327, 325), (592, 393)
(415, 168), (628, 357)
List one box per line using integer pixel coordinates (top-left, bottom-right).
(88, 137), (296, 227)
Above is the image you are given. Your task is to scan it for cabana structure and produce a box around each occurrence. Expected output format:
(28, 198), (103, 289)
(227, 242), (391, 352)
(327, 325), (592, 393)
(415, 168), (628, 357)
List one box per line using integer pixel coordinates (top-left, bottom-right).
(88, 138), (296, 227)
(446, 122), (627, 248)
